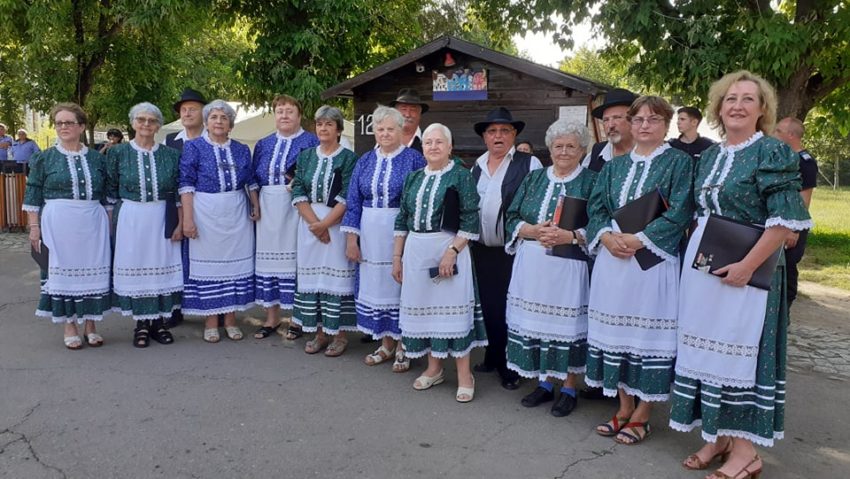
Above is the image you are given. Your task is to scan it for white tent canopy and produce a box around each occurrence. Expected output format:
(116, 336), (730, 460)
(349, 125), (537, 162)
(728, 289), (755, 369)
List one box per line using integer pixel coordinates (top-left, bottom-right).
(155, 102), (354, 151)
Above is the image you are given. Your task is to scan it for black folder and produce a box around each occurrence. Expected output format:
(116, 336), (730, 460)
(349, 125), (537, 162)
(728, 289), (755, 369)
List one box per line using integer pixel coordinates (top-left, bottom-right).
(164, 192), (179, 239)
(284, 161), (297, 183)
(612, 189), (667, 270)
(440, 187), (460, 233)
(243, 184), (254, 217)
(326, 168), (343, 207)
(549, 196), (590, 261)
(31, 241), (49, 271)
(691, 213), (781, 291)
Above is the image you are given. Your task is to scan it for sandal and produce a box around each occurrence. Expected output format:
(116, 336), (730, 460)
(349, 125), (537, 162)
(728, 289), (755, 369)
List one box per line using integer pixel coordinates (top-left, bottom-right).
(413, 370), (445, 390)
(683, 437), (733, 470)
(85, 333), (104, 347)
(284, 324), (303, 341)
(224, 326), (243, 341)
(614, 422), (652, 445)
(305, 335), (330, 354)
(203, 328), (220, 343)
(254, 324), (280, 339)
(596, 415), (631, 437)
(64, 335), (83, 350)
(392, 347), (410, 373)
(707, 454), (762, 479)
(456, 376), (475, 403)
(365, 345), (395, 366)
(150, 319), (174, 345)
(133, 321), (151, 348)
(324, 337), (349, 357)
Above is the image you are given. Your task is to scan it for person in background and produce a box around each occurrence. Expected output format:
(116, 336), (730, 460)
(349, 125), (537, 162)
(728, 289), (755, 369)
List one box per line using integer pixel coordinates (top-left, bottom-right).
(252, 95), (319, 341)
(0, 123), (14, 161)
(23, 103), (111, 350)
(515, 140), (533, 155)
(773, 117), (818, 308)
(470, 107), (542, 391)
(582, 88), (638, 173)
(11, 129), (41, 173)
(669, 106), (716, 162)
(671, 71), (811, 479)
(106, 103), (182, 348)
(99, 129), (124, 154)
(389, 88), (429, 153)
(179, 100), (260, 343)
(163, 87), (208, 329)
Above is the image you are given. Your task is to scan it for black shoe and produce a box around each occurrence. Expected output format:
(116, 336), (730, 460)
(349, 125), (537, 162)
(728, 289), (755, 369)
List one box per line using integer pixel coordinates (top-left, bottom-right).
(164, 309), (183, 328)
(550, 394), (578, 417)
(521, 387), (554, 407)
(149, 318), (175, 345)
(474, 362), (497, 373)
(578, 387), (606, 400)
(359, 334), (378, 344)
(501, 376), (521, 390)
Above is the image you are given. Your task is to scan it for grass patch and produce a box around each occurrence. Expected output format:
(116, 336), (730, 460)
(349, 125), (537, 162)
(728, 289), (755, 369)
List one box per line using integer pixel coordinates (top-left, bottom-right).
(799, 187), (850, 291)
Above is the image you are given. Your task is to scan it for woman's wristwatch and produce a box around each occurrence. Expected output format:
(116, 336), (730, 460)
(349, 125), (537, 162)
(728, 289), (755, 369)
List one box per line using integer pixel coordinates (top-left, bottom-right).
(570, 230), (578, 245)
(448, 244), (460, 255)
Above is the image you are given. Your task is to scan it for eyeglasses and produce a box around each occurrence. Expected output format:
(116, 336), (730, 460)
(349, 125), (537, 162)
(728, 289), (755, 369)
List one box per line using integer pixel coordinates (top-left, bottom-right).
(551, 144), (583, 153)
(630, 116), (665, 126)
(134, 117), (160, 125)
(55, 121), (79, 129)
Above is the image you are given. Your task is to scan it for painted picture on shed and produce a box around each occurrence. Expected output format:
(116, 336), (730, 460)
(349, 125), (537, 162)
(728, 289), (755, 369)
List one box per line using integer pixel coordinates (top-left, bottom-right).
(432, 67), (487, 101)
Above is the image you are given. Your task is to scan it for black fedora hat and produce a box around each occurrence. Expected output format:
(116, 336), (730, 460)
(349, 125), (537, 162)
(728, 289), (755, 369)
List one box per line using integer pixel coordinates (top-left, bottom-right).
(591, 88), (638, 119)
(474, 107), (525, 136)
(173, 88), (208, 113)
(389, 88), (429, 114)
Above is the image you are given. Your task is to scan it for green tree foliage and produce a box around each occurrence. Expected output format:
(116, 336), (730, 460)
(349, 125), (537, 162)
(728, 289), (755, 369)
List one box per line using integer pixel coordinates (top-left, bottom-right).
(474, 0), (850, 130)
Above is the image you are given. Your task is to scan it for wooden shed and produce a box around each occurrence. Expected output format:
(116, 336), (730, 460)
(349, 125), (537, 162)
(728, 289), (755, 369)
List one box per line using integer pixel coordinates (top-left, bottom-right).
(322, 35), (610, 164)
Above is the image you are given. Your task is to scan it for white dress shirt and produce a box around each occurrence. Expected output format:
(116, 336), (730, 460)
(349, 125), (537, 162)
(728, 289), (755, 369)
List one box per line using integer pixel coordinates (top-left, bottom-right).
(475, 147), (542, 247)
(581, 141), (613, 169)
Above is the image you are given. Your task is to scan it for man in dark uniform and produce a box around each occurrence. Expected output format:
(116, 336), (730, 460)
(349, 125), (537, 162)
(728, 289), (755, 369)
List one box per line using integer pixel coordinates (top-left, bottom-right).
(470, 107), (542, 390)
(668, 106), (716, 161)
(389, 88), (428, 153)
(163, 88), (208, 328)
(774, 117), (818, 307)
(582, 88), (638, 172)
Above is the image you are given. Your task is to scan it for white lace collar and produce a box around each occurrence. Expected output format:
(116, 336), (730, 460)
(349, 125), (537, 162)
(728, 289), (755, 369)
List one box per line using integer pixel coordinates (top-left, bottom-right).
(55, 143), (88, 156)
(547, 164), (582, 183)
(377, 144), (405, 160)
(721, 131), (763, 153)
(317, 144), (344, 161)
(630, 142), (670, 162)
(130, 139), (159, 154)
(424, 160), (454, 176)
(202, 131), (231, 148)
(277, 128), (305, 141)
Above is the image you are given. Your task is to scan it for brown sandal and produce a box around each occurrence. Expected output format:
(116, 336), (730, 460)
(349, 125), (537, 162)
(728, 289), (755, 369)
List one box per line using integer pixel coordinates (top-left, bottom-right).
(324, 337), (349, 357)
(683, 437), (733, 470)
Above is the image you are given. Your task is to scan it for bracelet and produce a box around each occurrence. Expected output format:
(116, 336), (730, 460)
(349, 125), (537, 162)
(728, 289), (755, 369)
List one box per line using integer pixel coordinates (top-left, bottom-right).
(448, 245), (460, 255)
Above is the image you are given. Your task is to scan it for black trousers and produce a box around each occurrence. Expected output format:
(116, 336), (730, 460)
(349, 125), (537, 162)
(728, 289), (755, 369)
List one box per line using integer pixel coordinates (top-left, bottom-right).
(471, 242), (516, 377)
(785, 230), (809, 307)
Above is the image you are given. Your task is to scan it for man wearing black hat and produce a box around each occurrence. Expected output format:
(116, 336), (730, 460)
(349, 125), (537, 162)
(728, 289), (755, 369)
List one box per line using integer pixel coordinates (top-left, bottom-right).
(164, 88), (208, 151)
(583, 88), (638, 172)
(389, 88), (429, 153)
(470, 107), (542, 390)
(163, 88), (208, 329)
(668, 106), (715, 161)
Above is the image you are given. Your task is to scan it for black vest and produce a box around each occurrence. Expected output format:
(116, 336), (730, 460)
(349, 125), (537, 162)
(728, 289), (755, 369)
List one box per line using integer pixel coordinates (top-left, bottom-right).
(409, 136), (422, 154)
(471, 151), (533, 237)
(587, 141), (608, 172)
(165, 132), (184, 152)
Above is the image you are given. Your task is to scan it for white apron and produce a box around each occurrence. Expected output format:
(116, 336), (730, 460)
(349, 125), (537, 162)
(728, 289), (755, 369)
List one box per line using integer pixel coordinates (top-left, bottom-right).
(189, 191), (254, 281)
(296, 203), (355, 295)
(399, 232), (476, 338)
(41, 199), (111, 296)
(357, 207), (401, 310)
(506, 240), (589, 342)
(113, 200), (183, 297)
(586, 227), (680, 359)
(255, 185), (297, 278)
(675, 216), (769, 388)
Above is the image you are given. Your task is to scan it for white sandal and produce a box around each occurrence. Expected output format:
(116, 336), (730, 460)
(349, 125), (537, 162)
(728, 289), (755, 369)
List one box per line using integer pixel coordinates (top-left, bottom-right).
(456, 376), (475, 403)
(413, 370), (445, 390)
(203, 328), (220, 343)
(63, 335), (83, 350)
(225, 326), (243, 341)
(85, 333), (104, 347)
(392, 347), (410, 373)
(364, 345), (394, 366)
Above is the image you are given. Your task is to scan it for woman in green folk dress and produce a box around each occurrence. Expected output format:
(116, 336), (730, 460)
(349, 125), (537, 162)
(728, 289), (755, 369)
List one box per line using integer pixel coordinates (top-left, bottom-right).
(504, 120), (597, 418)
(291, 105), (359, 356)
(393, 123), (486, 403)
(23, 103), (112, 350)
(671, 71), (811, 479)
(584, 96), (694, 445)
(106, 102), (183, 348)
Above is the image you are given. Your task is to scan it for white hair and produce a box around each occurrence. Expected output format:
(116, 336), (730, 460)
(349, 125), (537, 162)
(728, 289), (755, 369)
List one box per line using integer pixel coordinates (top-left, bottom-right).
(128, 102), (164, 125)
(203, 100), (237, 127)
(372, 105), (404, 129)
(422, 123), (452, 146)
(544, 120), (591, 149)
